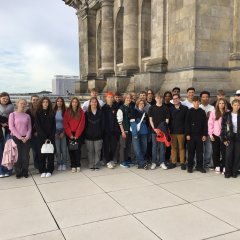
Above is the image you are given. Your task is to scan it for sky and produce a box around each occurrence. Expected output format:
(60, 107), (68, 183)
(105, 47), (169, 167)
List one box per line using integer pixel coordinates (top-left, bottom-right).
(0, 0), (79, 93)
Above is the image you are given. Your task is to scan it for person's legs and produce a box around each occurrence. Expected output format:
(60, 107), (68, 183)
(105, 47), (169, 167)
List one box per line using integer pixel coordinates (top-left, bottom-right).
(60, 135), (67, 166)
(139, 134), (148, 166)
(132, 137), (143, 167)
(211, 135), (221, 168)
(22, 140), (31, 176)
(31, 135), (40, 169)
(171, 134), (178, 164)
(94, 140), (103, 168)
(187, 137), (196, 169)
(233, 141), (240, 175)
(195, 135), (204, 168)
(47, 154), (55, 174)
(225, 141), (234, 176)
(86, 140), (95, 168)
(178, 134), (186, 164)
(13, 137), (23, 176)
(203, 137), (212, 168)
(151, 133), (158, 164)
(39, 153), (47, 173)
(119, 136), (126, 164)
(159, 142), (166, 165)
(103, 134), (111, 164)
(109, 134), (118, 162)
(55, 137), (61, 166)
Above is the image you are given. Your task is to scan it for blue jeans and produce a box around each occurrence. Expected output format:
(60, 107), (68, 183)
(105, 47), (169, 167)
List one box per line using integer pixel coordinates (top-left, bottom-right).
(203, 136), (212, 168)
(132, 134), (147, 167)
(152, 133), (166, 165)
(55, 135), (67, 166)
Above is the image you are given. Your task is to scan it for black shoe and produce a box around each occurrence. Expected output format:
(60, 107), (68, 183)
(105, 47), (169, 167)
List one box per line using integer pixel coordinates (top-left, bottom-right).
(232, 173), (238, 178)
(16, 174), (22, 179)
(196, 167), (206, 173)
(225, 174), (231, 178)
(24, 174), (29, 178)
(188, 168), (193, 173)
(168, 163), (177, 169)
(90, 167), (95, 171)
(144, 164), (148, 170)
(181, 164), (186, 170)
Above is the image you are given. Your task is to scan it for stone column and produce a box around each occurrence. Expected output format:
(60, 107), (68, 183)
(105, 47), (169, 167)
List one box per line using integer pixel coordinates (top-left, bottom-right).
(99, 0), (115, 76)
(120, 0), (139, 75)
(77, 7), (97, 80)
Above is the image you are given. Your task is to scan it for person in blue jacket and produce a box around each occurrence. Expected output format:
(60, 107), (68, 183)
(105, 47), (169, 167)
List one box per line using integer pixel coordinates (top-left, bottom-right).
(130, 99), (149, 169)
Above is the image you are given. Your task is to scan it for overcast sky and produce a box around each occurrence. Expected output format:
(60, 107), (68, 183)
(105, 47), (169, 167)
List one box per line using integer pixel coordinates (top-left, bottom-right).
(0, 0), (79, 93)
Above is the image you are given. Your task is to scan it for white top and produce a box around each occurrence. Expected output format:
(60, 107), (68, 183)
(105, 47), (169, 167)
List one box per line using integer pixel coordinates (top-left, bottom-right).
(82, 99), (104, 112)
(182, 99), (193, 109)
(200, 104), (214, 117)
(232, 113), (238, 133)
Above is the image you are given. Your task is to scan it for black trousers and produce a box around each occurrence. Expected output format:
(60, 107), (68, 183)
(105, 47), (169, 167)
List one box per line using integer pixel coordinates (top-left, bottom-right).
(187, 135), (204, 168)
(211, 135), (226, 169)
(225, 138), (240, 175)
(13, 136), (31, 176)
(67, 137), (82, 168)
(103, 133), (119, 164)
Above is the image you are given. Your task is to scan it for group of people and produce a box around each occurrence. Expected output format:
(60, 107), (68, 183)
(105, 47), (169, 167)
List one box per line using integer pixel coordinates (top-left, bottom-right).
(0, 87), (240, 179)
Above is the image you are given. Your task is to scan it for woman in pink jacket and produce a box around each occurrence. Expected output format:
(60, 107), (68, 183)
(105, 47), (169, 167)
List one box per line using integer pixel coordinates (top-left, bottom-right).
(208, 98), (228, 174)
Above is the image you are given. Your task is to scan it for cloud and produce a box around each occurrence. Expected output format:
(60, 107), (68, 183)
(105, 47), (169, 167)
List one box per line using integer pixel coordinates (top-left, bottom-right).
(0, 0), (79, 93)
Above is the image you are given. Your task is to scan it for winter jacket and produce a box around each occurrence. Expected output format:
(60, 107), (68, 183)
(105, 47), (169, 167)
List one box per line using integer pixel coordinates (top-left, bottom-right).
(1, 139), (18, 170)
(117, 104), (133, 132)
(221, 111), (240, 142)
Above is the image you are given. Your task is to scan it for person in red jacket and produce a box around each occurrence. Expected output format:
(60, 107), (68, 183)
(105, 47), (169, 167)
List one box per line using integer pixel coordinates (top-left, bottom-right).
(64, 97), (85, 172)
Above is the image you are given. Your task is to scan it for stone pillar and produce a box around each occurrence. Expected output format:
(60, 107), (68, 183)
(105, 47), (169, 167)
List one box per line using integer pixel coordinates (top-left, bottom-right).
(120, 0), (139, 75)
(77, 7), (97, 80)
(99, 0), (115, 77)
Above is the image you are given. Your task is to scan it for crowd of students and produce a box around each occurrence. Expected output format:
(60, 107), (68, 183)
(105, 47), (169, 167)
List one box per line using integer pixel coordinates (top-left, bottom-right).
(0, 87), (240, 179)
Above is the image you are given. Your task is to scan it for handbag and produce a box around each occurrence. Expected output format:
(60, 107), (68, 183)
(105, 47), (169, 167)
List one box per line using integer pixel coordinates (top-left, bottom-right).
(130, 113), (146, 132)
(41, 140), (54, 154)
(68, 139), (78, 151)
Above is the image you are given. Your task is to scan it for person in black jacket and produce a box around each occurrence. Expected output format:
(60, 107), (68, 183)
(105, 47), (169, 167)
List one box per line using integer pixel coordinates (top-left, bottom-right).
(85, 97), (105, 170)
(102, 92), (120, 169)
(35, 97), (56, 178)
(170, 94), (188, 170)
(221, 99), (240, 178)
(185, 96), (208, 173)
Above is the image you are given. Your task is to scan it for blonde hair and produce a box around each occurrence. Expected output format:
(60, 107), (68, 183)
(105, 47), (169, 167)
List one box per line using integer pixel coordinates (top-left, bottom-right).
(136, 99), (147, 108)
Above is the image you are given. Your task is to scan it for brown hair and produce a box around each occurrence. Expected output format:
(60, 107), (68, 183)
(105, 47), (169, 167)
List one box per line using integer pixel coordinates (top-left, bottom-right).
(54, 97), (66, 116)
(136, 99), (147, 108)
(215, 98), (227, 120)
(87, 97), (100, 113)
(68, 97), (81, 119)
(0, 92), (12, 104)
(37, 97), (54, 117)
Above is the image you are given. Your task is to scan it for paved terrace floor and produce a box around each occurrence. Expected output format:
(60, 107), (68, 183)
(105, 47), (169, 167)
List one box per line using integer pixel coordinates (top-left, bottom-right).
(1, 159), (240, 240)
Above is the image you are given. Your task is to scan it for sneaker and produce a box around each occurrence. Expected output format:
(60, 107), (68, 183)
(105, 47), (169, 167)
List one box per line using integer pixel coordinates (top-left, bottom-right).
(41, 173), (46, 178)
(0, 174), (4, 178)
(120, 161), (130, 168)
(188, 168), (193, 173)
(4, 173), (10, 177)
(71, 168), (76, 173)
(144, 164), (148, 170)
(107, 162), (115, 169)
(111, 161), (116, 167)
(126, 160), (135, 167)
(76, 167), (81, 172)
(196, 167), (206, 173)
(181, 164), (187, 170)
(167, 163), (176, 169)
(150, 163), (157, 170)
(62, 165), (66, 171)
(215, 166), (221, 174)
(58, 165), (62, 171)
(90, 167), (95, 171)
(222, 168), (225, 175)
(16, 174), (22, 179)
(160, 163), (168, 170)
(95, 167), (100, 171)
(46, 172), (52, 178)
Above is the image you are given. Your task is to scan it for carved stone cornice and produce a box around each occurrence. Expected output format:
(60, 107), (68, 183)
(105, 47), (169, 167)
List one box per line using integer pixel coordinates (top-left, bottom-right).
(99, 0), (114, 7)
(230, 53), (240, 61)
(63, 0), (83, 9)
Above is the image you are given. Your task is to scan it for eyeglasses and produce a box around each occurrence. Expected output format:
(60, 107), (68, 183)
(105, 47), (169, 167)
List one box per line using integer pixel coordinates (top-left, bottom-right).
(172, 98), (179, 100)
(147, 92), (153, 95)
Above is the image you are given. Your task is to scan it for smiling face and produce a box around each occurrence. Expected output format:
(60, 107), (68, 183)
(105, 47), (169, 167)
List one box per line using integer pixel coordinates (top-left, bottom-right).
(218, 100), (225, 111)
(71, 99), (79, 110)
(31, 96), (39, 108)
(124, 94), (132, 105)
(0, 96), (10, 105)
(90, 98), (98, 109)
(232, 102), (240, 113)
(187, 90), (195, 100)
(56, 98), (63, 108)
(172, 95), (180, 106)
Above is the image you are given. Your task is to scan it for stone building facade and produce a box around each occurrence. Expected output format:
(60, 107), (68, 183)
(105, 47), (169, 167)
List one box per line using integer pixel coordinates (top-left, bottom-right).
(63, 0), (240, 94)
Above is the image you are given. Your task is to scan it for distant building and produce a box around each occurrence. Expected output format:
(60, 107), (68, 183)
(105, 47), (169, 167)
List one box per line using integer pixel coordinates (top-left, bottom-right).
(52, 75), (79, 95)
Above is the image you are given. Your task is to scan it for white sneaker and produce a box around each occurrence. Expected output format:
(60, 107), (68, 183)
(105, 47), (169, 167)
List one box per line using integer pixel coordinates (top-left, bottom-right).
(150, 163), (157, 170)
(46, 172), (52, 178)
(58, 165), (62, 171)
(222, 168), (225, 175)
(76, 167), (81, 172)
(62, 165), (66, 171)
(160, 163), (168, 170)
(107, 162), (114, 169)
(71, 168), (76, 173)
(0, 174), (4, 178)
(215, 166), (221, 174)
(41, 173), (46, 178)
(111, 161), (116, 167)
